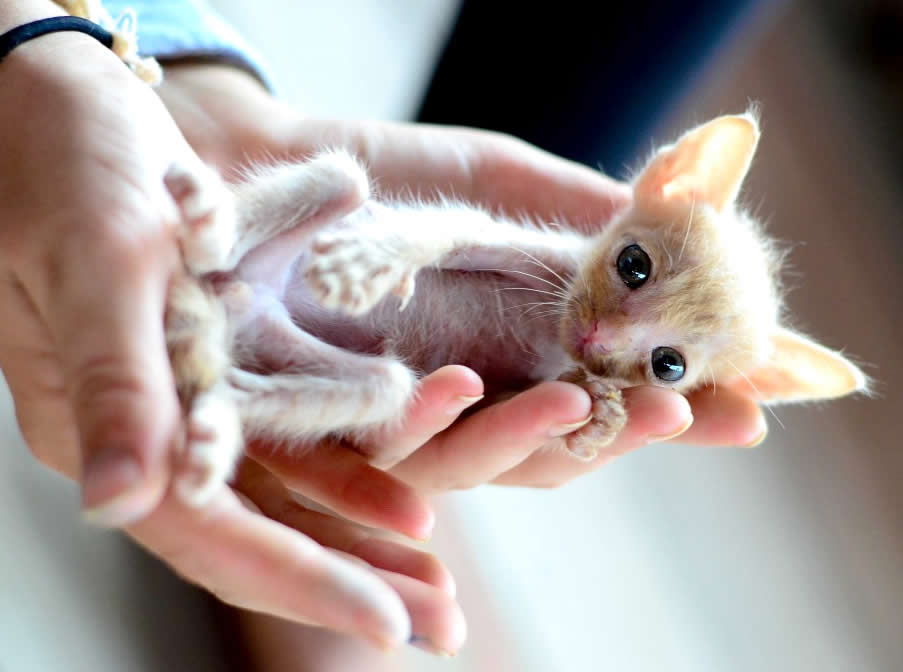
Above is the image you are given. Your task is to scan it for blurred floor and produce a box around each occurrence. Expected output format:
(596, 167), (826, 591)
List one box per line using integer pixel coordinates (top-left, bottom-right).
(2, 1), (901, 671)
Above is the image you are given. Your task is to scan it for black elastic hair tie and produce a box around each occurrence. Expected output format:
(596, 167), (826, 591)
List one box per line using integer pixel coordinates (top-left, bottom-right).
(0, 16), (114, 64)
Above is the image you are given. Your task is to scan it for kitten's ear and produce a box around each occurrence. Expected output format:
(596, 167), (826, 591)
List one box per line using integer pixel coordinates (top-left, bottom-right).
(729, 328), (868, 403)
(634, 113), (760, 213)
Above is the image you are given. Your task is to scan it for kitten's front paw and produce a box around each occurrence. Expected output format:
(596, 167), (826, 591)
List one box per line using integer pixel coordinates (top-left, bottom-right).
(173, 389), (244, 506)
(562, 376), (627, 460)
(165, 161), (237, 275)
(305, 233), (418, 316)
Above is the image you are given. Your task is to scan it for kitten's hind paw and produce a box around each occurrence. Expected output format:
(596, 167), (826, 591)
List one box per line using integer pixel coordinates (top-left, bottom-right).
(173, 389), (244, 507)
(165, 161), (237, 275)
(305, 233), (419, 316)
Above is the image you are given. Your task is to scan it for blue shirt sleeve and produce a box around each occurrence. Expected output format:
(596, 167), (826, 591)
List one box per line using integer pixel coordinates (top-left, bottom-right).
(101, 0), (275, 91)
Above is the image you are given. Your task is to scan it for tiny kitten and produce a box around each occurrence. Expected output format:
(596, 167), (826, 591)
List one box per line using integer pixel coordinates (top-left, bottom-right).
(162, 112), (867, 504)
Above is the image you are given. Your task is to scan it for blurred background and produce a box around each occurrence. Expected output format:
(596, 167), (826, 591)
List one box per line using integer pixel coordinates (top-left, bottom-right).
(2, 0), (901, 670)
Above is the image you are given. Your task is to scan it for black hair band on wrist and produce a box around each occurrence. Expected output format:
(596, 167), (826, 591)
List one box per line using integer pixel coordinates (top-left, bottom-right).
(0, 16), (114, 64)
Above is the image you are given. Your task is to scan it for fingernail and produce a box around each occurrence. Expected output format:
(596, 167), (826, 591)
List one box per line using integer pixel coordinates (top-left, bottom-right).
(743, 418), (769, 448)
(409, 635), (453, 657)
(445, 394), (483, 416)
(647, 415), (694, 443)
(80, 446), (145, 527)
(549, 414), (592, 438)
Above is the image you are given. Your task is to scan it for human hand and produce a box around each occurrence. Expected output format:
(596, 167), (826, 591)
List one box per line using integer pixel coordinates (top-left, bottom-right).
(0, 30), (459, 651)
(151, 64), (766, 657)
(159, 65), (767, 498)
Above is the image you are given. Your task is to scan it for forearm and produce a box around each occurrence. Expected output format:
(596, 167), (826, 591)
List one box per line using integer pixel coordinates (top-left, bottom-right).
(0, 3), (150, 126)
(0, 0), (63, 30)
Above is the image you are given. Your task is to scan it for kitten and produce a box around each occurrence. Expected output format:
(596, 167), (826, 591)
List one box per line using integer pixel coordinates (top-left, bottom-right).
(163, 112), (867, 504)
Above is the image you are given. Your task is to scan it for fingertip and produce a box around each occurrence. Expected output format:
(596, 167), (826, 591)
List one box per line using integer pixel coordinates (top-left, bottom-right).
(80, 457), (166, 526)
(317, 550), (412, 651)
(80, 434), (171, 526)
(351, 538), (457, 597)
(381, 572), (466, 656)
(345, 471), (434, 542)
(413, 506), (436, 542)
(681, 386), (766, 447)
(368, 474), (435, 542)
(432, 365), (484, 397)
(743, 415), (769, 448)
(524, 380), (593, 427)
(621, 386), (693, 443)
(420, 365), (484, 409)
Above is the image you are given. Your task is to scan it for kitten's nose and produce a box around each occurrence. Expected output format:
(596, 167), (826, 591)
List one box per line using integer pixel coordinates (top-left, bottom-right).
(585, 320), (624, 354)
(576, 320), (599, 355)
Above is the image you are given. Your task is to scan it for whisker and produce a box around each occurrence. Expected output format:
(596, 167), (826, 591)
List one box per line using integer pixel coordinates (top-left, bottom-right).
(677, 192), (696, 264)
(724, 359), (785, 430)
(501, 300), (563, 313)
(507, 246), (570, 293)
(663, 244), (675, 274)
(477, 267), (566, 294)
(523, 311), (566, 326)
(522, 305), (568, 317)
(494, 287), (570, 300)
(522, 307), (568, 317)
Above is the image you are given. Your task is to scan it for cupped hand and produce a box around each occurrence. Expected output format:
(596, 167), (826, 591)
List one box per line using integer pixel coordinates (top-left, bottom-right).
(160, 65), (767, 498)
(0, 37), (462, 651)
(0, 34), (190, 521)
(162, 64), (766, 656)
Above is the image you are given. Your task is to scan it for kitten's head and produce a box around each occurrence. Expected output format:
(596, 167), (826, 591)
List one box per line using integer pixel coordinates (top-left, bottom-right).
(562, 112), (866, 402)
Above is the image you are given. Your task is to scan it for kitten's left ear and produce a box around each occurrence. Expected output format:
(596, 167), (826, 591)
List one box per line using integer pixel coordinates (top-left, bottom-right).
(728, 327), (868, 403)
(634, 112), (760, 213)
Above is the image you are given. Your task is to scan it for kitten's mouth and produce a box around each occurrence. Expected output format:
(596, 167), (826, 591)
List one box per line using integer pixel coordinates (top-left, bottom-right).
(574, 320), (610, 358)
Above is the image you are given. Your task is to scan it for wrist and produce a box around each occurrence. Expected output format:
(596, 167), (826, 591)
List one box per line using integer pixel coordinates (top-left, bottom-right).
(0, 3), (128, 83)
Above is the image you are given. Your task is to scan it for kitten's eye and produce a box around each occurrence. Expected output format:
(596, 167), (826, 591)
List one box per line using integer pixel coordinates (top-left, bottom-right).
(616, 244), (651, 289)
(651, 346), (685, 382)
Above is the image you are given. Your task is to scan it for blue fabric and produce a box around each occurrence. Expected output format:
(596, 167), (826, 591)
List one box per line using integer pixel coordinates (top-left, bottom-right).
(102, 0), (274, 90)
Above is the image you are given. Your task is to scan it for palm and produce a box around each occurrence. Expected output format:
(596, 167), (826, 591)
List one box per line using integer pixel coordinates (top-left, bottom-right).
(153, 64), (768, 653)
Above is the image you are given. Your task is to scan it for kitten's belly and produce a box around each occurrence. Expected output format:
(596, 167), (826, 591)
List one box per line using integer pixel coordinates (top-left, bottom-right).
(285, 269), (570, 395)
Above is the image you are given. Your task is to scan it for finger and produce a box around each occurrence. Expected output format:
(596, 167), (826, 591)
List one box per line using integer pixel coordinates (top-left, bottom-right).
(353, 538), (456, 599)
(493, 386), (692, 487)
(22, 211), (182, 526)
(373, 570), (466, 657)
(245, 441), (435, 541)
(126, 488), (412, 651)
(467, 133), (633, 229)
(236, 465), (460, 650)
(361, 365), (484, 468)
(240, 472), (455, 596)
(390, 381), (592, 492)
(280, 120), (630, 227)
(677, 385), (767, 447)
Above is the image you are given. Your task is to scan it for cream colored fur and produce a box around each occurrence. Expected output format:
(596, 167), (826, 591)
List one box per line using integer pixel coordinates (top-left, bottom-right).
(162, 115), (868, 506)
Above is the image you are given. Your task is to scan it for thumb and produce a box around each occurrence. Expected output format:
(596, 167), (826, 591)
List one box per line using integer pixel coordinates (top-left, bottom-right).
(31, 218), (182, 526)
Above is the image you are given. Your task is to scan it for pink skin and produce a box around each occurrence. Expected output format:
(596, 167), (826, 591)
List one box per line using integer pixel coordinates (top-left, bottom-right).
(577, 318), (634, 358)
(574, 319), (599, 358)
